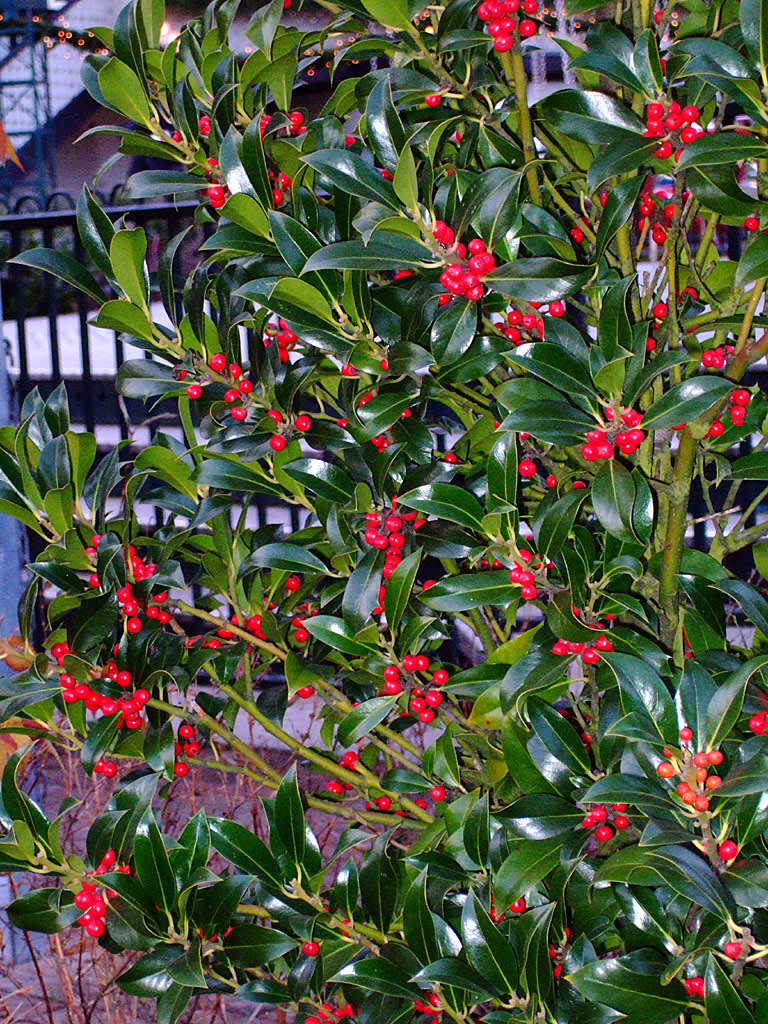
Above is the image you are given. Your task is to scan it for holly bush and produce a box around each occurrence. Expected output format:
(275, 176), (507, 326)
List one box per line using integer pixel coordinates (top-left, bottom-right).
(5, 0), (768, 1019)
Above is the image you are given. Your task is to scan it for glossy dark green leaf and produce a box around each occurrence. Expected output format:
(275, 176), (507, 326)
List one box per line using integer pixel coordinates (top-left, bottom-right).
(274, 764), (306, 867)
(501, 794), (581, 839)
(330, 957), (416, 999)
(594, 178), (644, 263)
(366, 77), (406, 169)
(412, 958), (498, 997)
(117, 947), (180, 996)
(641, 377), (733, 430)
(337, 695), (397, 746)
(704, 954), (753, 1024)
(384, 548), (421, 633)
(9, 249), (107, 304)
(282, 459), (355, 504)
(710, 581), (768, 638)
(430, 299), (477, 364)
(156, 985), (192, 1024)
(705, 654), (768, 748)
(535, 489), (588, 560)
(303, 236), (434, 272)
(7, 887), (79, 933)
(419, 570), (516, 611)
(223, 924), (298, 966)
(133, 813), (177, 915)
(568, 950), (688, 1024)
(460, 892), (519, 996)
(601, 652), (676, 740)
(529, 697), (591, 776)
(302, 150), (399, 208)
(359, 832), (400, 931)
(463, 792), (490, 866)
(304, 615), (379, 657)
(536, 89), (645, 142)
(729, 451), (768, 479)
(485, 257), (593, 303)
(208, 818), (283, 888)
(239, 542), (327, 575)
(358, 390), (420, 436)
(402, 869), (440, 965)
(397, 483), (485, 530)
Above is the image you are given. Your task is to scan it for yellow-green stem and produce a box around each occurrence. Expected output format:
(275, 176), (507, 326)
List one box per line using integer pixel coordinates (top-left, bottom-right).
(499, 50), (542, 205)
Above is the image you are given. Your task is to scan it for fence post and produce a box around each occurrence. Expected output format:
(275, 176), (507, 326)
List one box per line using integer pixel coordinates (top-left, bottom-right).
(0, 292), (25, 655)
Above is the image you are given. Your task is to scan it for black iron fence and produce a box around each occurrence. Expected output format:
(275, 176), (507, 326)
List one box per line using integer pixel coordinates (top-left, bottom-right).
(1, 190), (766, 573)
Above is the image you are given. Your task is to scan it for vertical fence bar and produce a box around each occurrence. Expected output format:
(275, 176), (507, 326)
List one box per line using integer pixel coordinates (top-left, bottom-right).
(41, 223), (61, 384)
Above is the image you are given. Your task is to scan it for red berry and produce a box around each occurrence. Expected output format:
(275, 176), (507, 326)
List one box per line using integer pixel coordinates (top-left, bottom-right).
(595, 825), (613, 842)
(302, 940), (320, 956)
(679, 726), (693, 741)
(657, 761), (675, 778)
(270, 435), (287, 451)
(186, 383), (202, 399)
(724, 941), (742, 959)
(297, 685), (314, 699)
(425, 93), (442, 107)
(209, 353), (226, 372)
(613, 815), (629, 829)
(519, 459), (536, 478)
(745, 215), (759, 231)
(510, 898), (526, 913)
(295, 414), (312, 431)
(719, 840), (738, 860)
(749, 713), (767, 734)
(174, 762), (189, 778)
(126, 617), (142, 635)
(430, 786), (446, 802)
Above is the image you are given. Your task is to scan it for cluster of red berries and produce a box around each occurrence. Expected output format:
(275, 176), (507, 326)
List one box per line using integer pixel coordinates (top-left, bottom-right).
(548, 927), (571, 979)
(642, 100), (703, 161)
(267, 169), (293, 206)
(199, 114), (211, 137)
(304, 1001), (357, 1024)
(217, 610), (269, 645)
(268, 409), (312, 451)
(637, 188), (678, 246)
(498, 305), (545, 344)
(580, 422), (643, 462)
(264, 317), (301, 363)
(580, 802), (630, 843)
(172, 722), (200, 778)
(64, 677), (148, 725)
(260, 109), (305, 138)
(381, 657), (449, 727)
(551, 632), (613, 664)
(656, 731), (724, 812)
(476, 0), (538, 51)
(412, 992), (441, 1016)
(706, 389), (751, 438)
(436, 233), (496, 301)
(186, 353), (254, 420)
(508, 548), (543, 601)
(490, 894), (526, 923)
(73, 849), (130, 938)
(700, 344), (733, 370)
(111, 578), (170, 636)
(357, 505), (425, 620)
